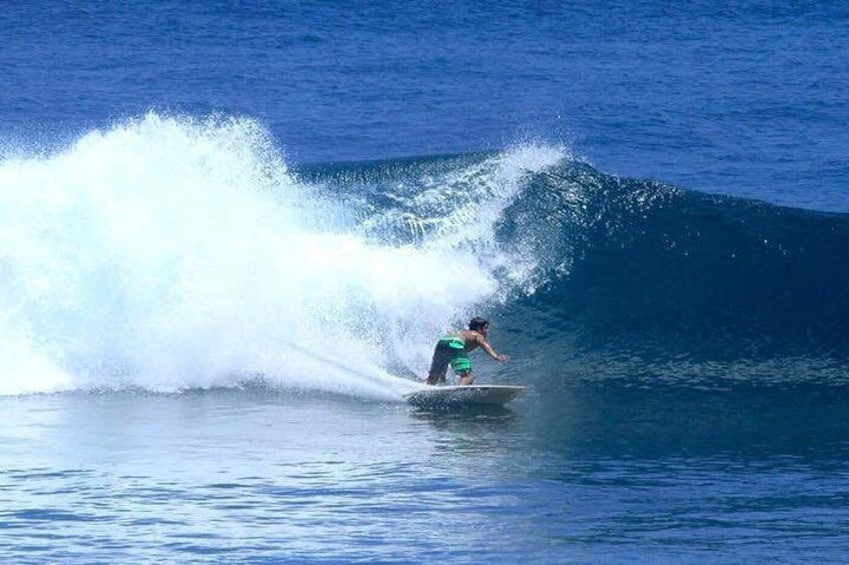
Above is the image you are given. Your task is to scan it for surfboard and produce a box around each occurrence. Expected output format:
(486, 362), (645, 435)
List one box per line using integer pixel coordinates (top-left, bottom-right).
(403, 385), (525, 408)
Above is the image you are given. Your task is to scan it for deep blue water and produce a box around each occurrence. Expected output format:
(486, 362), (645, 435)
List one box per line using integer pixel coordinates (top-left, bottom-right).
(4, 1), (848, 210)
(2, 2), (849, 563)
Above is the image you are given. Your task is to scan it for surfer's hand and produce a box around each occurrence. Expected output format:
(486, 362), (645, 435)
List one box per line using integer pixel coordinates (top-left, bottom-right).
(496, 354), (510, 362)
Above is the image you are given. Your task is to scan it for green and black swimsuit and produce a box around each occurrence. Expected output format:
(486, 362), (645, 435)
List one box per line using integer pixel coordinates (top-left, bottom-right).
(427, 335), (472, 381)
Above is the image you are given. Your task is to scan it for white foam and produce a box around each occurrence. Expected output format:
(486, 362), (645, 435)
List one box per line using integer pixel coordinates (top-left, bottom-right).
(0, 113), (566, 398)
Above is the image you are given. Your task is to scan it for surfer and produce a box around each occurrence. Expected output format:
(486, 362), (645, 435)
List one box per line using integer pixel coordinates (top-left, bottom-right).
(424, 317), (510, 386)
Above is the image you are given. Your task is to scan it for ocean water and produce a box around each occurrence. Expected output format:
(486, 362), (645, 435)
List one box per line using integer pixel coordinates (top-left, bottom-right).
(2, 2), (849, 563)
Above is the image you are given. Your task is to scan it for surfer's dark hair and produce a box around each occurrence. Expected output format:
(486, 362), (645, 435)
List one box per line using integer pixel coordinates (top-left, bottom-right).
(469, 317), (489, 332)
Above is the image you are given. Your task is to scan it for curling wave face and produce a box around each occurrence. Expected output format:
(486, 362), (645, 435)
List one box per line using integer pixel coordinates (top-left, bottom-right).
(3, 112), (847, 396)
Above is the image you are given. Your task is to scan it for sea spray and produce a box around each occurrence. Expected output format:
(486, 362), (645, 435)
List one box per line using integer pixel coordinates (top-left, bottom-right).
(0, 114), (567, 396)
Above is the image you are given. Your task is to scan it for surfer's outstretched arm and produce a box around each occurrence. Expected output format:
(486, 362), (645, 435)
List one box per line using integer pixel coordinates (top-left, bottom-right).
(475, 334), (510, 363)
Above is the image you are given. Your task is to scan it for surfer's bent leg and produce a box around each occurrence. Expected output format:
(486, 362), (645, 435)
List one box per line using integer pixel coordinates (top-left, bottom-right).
(457, 370), (474, 386)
